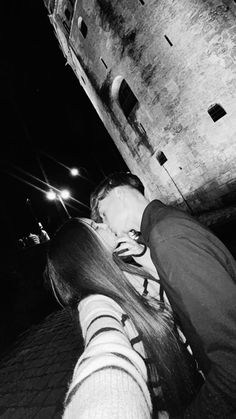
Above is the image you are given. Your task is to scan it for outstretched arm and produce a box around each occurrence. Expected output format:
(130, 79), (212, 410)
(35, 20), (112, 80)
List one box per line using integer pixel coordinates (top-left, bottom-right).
(63, 294), (154, 419)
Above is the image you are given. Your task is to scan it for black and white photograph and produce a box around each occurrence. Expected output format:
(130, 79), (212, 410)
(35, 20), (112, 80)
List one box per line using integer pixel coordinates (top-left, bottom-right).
(1, 1), (236, 418)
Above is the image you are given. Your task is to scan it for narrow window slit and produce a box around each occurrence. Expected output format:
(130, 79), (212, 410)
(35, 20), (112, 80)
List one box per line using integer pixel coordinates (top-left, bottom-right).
(164, 35), (173, 47)
(64, 8), (70, 20)
(139, 122), (147, 135)
(78, 17), (88, 38)
(100, 57), (108, 69)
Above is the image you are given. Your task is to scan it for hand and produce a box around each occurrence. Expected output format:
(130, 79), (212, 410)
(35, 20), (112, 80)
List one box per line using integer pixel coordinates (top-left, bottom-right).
(158, 412), (169, 419)
(113, 236), (146, 257)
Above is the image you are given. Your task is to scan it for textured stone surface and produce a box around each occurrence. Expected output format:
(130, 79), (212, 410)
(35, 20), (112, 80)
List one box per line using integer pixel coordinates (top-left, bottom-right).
(0, 309), (83, 418)
(45, 0), (236, 213)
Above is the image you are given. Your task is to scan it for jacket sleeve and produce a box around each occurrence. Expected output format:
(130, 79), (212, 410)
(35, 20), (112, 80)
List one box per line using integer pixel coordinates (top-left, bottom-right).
(149, 228), (236, 418)
(63, 294), (153, 419)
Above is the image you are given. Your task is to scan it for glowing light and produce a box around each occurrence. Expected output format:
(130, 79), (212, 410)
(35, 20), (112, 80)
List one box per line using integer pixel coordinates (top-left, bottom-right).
(60, 189), (70, 200)
(46, 190), (57, 200)
(70, 168), (79, 176)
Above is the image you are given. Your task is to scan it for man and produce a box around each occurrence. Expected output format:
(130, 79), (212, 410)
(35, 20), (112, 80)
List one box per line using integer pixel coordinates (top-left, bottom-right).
(90, 172), (236, 418)
(38, 222), (50, 243)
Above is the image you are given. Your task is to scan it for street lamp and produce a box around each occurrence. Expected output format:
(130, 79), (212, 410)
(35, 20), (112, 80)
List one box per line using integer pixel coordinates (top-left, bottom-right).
(46, 190), (57, 200)
(60, 189), (71, 200)
(70, 168), (79, 176)
(46, 189), (71, 218)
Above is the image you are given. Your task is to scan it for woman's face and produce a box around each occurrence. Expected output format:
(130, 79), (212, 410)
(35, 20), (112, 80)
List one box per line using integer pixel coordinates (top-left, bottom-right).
(81, 218), (118, 252)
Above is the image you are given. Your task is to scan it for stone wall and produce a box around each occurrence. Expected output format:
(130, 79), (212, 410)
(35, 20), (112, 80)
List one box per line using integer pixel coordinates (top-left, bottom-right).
(46, 0), (236, 213)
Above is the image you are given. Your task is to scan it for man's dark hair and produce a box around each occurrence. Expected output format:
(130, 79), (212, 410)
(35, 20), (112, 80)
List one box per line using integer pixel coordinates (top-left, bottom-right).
(90, 171), (145, 222)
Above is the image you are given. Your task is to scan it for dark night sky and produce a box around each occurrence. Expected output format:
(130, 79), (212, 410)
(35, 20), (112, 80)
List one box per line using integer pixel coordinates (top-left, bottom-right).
(2, 1), (127, 249)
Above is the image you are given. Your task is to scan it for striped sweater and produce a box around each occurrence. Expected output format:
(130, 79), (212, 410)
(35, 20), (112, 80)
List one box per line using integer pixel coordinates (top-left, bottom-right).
(63, 294), (155, 419)
(62, 271), (198, 419)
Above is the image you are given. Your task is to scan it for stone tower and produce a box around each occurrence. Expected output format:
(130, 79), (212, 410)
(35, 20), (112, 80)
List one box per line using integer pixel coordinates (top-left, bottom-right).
(44, 0), (236, 213)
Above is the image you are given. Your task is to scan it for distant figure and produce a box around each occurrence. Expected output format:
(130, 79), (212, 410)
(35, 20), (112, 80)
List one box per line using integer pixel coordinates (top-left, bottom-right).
(26, 233), (40, 247)
(38, 222), (50, 243)
(17, 238), (26, 249)
(90, 171), (236, 418)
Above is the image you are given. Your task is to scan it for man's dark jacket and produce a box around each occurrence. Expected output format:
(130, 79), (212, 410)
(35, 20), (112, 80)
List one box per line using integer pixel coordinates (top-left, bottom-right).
(141, 200), (236, 418)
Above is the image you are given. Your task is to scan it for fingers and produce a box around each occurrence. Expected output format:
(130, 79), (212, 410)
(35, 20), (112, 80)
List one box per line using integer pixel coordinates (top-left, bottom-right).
(116, 236), (137, 245)
(128, 230), (140, 241)
(116, 245), (145, 257)
(115, 249), (134, 257)
(113, 243), (130, 253)
(114, 240), (140, 252)
(113, 239), (144, 257)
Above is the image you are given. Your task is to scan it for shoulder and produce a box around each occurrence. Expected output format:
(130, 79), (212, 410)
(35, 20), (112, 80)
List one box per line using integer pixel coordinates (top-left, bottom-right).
(142, 201), (207, 244)
(79, 294), (124, 320)
(141, 200), (186, 240)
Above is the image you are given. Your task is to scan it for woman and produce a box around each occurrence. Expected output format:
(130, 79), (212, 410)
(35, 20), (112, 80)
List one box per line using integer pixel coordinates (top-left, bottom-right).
(47, 218), (201, 417)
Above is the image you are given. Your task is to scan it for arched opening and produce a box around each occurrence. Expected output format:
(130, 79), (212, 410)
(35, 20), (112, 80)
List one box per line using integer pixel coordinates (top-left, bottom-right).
(111, 77), (139, 119)
(111, 76), (153, 154)
(62, 0), (76, 34)
(78, 16), (88, 38)
(118, 79), (139, 118)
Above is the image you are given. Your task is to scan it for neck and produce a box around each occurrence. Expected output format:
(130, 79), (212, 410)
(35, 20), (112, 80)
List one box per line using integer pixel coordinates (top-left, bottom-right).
(132, 195), (149, 231)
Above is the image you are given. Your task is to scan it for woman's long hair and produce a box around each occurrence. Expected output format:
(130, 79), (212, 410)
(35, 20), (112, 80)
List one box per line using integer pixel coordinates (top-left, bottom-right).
(47, 218), (199, 415)
(112, 250), (159, 282)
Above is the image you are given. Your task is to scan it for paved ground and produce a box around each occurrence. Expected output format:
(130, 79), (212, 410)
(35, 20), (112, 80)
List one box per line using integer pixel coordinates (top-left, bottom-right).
(0, 309), (83, 418)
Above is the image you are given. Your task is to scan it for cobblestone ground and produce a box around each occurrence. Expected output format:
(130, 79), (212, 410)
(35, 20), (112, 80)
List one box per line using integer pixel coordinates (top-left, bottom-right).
(0, 309), (83, 418)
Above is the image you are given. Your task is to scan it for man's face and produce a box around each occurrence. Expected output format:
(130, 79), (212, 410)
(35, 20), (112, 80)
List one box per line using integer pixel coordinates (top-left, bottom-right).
(81, 218), (118, 251)
(98, 190), (132, 237)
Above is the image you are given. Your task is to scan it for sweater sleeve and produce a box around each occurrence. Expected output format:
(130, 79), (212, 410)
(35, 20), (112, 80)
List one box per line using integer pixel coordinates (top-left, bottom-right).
(149, 229), (236, 418)
(63, 294), (153, 419)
